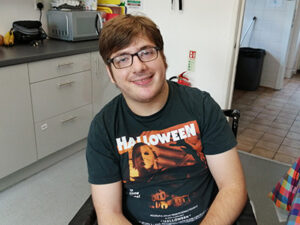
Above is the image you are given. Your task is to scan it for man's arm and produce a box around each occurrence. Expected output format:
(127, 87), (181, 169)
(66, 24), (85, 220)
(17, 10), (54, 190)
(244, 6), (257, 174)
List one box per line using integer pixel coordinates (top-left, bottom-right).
(200, 147), (247, 225)
(91, 181), (132, 225)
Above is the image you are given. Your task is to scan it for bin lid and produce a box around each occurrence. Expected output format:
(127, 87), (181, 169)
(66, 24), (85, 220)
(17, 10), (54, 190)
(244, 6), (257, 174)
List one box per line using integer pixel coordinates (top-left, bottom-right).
(239, 47), (266, 56)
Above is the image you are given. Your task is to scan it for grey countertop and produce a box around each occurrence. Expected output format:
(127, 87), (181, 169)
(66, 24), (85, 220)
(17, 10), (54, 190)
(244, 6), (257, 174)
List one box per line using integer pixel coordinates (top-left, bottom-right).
(0, 39), (99, 67)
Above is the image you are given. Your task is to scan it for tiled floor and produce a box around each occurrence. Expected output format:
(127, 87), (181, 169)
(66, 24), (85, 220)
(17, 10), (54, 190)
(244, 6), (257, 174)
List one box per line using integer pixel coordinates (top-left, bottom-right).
(232, 73), (300, 165)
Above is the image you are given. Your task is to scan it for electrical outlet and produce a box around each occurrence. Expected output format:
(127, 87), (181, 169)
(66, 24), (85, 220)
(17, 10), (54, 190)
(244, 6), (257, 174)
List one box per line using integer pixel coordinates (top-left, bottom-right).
(34, 0), (44, 10)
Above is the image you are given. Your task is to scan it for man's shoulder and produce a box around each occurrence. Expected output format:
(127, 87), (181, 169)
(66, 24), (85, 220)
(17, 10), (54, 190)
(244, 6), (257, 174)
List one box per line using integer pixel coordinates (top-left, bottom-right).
(169, 80), (211, 102)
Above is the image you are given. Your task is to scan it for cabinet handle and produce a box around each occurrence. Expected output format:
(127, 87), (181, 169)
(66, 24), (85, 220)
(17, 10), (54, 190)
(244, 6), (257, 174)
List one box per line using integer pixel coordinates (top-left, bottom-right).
(57, 80), (75, 87)
(61, 116), (77, 124)
(65, 15), (69, 36)
(57, 62), (74, 68)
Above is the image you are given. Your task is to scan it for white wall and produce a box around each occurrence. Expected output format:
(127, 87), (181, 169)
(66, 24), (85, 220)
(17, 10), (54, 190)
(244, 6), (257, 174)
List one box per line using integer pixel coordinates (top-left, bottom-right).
(296, 39), (300, 70)
(241, 0), (296, 89)
(0, 0), (51, 35)
(293, 1), (300, 72)
(285, 0), (300, 78)
(128, 0), (245, 109)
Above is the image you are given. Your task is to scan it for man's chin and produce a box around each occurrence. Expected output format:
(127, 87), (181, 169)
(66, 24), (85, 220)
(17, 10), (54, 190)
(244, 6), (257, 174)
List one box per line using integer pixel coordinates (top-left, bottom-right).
(136, 96), (156, 103)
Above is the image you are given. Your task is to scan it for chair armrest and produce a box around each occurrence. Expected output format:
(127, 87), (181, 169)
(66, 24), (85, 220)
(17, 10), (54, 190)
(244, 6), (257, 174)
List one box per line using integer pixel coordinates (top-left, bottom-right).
(223, 109), (240, 137)
(235, 197), (257, 225)
(69, 195), (97, 225)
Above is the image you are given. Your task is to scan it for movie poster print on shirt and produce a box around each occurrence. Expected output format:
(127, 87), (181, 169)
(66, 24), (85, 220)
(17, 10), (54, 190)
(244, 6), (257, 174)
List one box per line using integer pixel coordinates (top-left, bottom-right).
(115, 120), (207, 211)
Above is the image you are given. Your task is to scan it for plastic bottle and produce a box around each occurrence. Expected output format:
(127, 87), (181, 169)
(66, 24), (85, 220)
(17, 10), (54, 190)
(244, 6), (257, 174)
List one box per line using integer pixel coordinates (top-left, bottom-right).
(84, 0), (97, 10)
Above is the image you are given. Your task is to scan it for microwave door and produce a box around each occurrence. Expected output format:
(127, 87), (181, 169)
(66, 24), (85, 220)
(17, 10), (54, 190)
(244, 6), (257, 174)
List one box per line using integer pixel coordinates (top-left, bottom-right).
(95, 13), (103, 36)
(73, 13), (98, 41)
(47, 12), (71, 41)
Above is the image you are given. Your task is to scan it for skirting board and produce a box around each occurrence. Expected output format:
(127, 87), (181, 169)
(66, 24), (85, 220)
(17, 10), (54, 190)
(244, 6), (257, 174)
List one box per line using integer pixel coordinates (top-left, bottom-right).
(0, 139), (87, 192)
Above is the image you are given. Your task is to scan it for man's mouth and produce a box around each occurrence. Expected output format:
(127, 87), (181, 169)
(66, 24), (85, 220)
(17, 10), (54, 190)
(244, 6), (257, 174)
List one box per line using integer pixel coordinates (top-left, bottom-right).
(132, 75), (154, 86)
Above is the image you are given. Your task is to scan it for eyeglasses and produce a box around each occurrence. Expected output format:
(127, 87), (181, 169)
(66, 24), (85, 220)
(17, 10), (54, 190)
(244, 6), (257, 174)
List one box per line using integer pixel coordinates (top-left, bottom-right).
(107, 46), (160, 69)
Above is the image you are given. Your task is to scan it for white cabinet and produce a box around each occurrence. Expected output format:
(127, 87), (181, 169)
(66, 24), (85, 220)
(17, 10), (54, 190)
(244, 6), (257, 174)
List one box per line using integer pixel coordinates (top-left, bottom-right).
(29, 53), (93, 159)
(0, 64), (37, 179)
(35, 104), (92, 159)
(28, 53), (91, 83)
(31, 71), (92, 122)
(0, 51), (116, 180)
(91, 51), (120, 116)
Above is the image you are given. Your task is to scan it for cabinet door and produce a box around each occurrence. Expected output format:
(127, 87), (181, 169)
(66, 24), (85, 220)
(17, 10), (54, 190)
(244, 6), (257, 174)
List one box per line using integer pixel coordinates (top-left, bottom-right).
(0, 64), (37, 179)
(91, 52), (120, 116)
(31, 71), (92, 122)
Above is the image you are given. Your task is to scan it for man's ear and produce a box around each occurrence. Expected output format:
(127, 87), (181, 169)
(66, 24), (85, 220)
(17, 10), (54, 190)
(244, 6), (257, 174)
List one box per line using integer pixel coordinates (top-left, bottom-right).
(105, 65), (116, 84)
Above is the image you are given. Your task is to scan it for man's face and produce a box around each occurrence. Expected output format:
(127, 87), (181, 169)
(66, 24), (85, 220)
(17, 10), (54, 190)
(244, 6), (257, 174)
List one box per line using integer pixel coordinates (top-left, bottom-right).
(106, 36), (167, 106)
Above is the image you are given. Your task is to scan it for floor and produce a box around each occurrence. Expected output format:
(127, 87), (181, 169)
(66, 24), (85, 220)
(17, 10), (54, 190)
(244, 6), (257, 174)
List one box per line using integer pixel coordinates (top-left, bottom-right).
(232, 73), (300, 165)
(0, 150), (90, 225)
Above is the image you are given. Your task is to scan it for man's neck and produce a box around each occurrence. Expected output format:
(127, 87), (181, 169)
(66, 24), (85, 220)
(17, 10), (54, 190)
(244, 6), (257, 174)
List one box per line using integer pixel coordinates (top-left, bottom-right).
(125, 82), (169, 117)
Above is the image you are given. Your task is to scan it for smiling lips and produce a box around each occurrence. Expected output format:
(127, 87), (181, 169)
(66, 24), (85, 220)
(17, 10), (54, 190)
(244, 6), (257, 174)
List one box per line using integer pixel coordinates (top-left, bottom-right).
(132, 75), (154, 86)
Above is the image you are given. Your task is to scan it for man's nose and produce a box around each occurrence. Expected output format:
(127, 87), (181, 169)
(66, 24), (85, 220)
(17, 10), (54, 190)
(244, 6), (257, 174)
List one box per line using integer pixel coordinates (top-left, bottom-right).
(132, 55), (146, 71)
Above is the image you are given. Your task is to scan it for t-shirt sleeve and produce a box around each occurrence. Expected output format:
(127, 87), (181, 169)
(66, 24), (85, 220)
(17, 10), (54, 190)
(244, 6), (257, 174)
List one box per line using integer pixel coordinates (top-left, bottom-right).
(86, 115), (121, 184)
(200, 92), (237, 155)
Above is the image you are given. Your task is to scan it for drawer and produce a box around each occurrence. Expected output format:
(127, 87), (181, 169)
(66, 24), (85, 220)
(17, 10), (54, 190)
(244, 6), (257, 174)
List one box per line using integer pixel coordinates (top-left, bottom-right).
(28, 53), (91, 83)
(31, 71), (92, 122)
(35, 104), (92, 159)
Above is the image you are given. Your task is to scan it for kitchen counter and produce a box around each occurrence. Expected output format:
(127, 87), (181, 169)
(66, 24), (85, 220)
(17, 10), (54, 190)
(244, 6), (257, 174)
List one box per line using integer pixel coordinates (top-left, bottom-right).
(0, 39), (99, 67)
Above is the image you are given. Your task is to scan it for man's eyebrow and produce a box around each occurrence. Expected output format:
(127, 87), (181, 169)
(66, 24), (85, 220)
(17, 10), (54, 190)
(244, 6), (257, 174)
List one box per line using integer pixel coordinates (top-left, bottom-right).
(113, 45), (155, 57)
(139, 45), (154, 50)
(115, 52), (130, 57)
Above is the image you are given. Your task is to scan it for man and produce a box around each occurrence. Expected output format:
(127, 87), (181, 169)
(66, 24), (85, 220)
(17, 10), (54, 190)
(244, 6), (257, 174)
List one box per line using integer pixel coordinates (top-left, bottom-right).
(86, 14), (247, 225)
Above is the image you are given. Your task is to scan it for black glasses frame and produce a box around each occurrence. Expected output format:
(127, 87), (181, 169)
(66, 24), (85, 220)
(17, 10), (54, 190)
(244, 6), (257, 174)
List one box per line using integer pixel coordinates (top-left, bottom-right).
(107, 47), (161, 69)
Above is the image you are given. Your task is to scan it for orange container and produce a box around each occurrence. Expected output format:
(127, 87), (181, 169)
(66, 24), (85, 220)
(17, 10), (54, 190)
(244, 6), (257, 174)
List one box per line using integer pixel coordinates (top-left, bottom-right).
(106, 13), (119, 21)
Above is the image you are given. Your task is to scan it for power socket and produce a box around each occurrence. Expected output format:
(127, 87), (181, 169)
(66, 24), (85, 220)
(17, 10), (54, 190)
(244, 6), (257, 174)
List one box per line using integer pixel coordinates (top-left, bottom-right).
(34, 0), (44, 10)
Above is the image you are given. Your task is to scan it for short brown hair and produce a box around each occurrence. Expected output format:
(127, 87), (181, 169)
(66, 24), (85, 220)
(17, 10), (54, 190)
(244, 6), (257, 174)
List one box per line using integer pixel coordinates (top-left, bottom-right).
(99, 14), (167, 68)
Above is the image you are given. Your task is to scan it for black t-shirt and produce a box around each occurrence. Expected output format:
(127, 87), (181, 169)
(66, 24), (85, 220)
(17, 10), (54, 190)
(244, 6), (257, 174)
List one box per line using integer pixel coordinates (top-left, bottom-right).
(86, 81), (237, 225)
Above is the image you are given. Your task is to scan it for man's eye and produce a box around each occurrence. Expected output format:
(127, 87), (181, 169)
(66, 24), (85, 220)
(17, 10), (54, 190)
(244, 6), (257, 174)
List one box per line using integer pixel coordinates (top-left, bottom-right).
(141, 49), (153, 56)
(115, 55), (130, 64)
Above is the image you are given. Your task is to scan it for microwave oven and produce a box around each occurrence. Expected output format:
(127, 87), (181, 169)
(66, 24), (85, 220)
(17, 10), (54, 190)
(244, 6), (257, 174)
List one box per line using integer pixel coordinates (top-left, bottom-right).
(47, 10), (102, 41)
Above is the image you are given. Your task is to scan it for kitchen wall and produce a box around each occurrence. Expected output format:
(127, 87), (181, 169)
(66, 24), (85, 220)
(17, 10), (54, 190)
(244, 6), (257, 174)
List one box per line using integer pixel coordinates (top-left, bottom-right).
(128, 0), (245, 108)
(0, 0), (51, 36)
(297, 42), (300, 70)
(285, 0), (300, 78)
(293, 8), (300, 72)
(241, 0), (297, 89)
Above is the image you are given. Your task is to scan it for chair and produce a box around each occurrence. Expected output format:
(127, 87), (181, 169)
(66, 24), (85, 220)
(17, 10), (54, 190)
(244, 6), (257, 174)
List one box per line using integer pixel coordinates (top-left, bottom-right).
(69, 195), (258, 225)
(223, 109), (240, 137)
(69, 109), (257, 225)
(69, 195), (96, 225)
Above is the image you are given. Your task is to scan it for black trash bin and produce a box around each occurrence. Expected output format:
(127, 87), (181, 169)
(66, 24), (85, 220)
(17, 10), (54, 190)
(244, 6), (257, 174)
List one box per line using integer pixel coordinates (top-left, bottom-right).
(235, 47), (266, 91)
